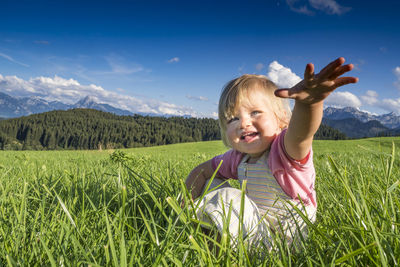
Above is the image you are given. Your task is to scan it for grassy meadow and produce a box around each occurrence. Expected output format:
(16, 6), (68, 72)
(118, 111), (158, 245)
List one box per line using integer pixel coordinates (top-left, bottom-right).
(0, 137), (399, 266)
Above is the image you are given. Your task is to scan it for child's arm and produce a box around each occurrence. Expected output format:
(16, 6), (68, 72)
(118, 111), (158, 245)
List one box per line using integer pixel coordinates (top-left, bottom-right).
(275, 57), (358, 160)
(185, 160), (216, 199)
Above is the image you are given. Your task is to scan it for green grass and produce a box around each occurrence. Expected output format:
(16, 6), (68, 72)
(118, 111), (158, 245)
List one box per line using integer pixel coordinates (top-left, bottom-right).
(0, 137), (399, 266)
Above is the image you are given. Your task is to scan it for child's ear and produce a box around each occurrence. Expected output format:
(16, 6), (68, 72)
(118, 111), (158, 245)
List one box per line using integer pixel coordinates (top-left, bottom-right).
(278, 111), (289, 130)
(275, 116), (285, 130)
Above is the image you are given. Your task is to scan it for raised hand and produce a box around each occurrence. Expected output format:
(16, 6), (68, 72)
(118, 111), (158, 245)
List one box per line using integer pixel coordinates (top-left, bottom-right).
(274, 57), (358, 105)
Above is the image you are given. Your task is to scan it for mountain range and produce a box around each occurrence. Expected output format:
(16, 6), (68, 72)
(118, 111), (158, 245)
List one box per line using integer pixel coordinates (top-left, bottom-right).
(323, 107), (400, 129)
(322, 107), (400, 138)
(1, 92), (400, 138)
(0, 92), (133, 118)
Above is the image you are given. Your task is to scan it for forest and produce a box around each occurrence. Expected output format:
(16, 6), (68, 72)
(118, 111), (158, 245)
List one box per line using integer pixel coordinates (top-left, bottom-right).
(0, 108), (346, 150)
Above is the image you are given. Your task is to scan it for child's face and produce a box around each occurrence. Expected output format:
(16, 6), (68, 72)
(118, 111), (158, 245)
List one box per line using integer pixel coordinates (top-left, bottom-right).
(225, 87), (281, 159)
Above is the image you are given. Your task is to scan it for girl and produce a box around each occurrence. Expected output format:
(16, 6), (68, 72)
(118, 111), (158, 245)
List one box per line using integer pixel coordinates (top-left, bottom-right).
(185, 57), (358, 248)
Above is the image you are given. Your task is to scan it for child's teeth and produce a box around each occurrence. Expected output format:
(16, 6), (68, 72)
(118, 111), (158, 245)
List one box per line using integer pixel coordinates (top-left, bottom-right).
(241, 132), (257, 141)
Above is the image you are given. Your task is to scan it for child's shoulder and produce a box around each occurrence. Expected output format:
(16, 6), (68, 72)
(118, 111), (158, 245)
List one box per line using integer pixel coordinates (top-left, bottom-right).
(223, 149), (245, 161)
(213, 149), (245, 167)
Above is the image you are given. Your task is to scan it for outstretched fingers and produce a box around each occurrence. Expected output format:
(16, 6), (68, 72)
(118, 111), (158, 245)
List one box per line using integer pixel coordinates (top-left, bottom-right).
(274, 88), (293, 99)
(304, 63), (315, 81)
(333, 76), (359, 88)
(275, 57), (359, 102)
(327, 64), (354, 80)
(317, 57), (346, 79)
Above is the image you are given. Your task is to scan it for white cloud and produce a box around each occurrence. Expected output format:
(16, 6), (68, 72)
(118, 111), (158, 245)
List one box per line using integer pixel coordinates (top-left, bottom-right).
(361, 90), (378, 105)
(355, 88), (400, 114)
(186, 95), (209, 101)
(380, 98), (400, 114)
(0, 52), (29, 67)
(255, 63), (265, 71)
(309, 0), (350, 15)
(325, 91), (361, 108)
(0, 74), (198, 117)
(238, 65), (245, 75)
(395, 67), (400, 76)
(168, 57), (180, 63)
(352, 59), (365, 71)
(286, 0), (350, 15)
(286, 0), (314, 15)
(266, 61), (302, 88)
(104, 55), (144, 75)
(379, 47), (388, 53)
(394, 66), (400, 90)
(34, 40), (50, 45)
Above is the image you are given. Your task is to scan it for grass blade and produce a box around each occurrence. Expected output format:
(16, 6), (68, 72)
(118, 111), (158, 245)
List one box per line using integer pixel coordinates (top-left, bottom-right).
(104, 208), (119, 267)
(387, 180), (400, 193)
(335, 242), (376, 264)
(40, 237), (57, 267)
(55, 192), (77, 228)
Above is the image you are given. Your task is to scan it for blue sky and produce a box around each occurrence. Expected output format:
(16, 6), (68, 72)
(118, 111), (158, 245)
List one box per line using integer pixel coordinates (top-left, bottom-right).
(0, 0), (399, 117)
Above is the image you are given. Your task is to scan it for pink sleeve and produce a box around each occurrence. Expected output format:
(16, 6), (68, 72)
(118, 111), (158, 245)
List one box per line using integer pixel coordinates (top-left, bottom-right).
(211, 149), (244, 180)
(268, 129), (317, 207)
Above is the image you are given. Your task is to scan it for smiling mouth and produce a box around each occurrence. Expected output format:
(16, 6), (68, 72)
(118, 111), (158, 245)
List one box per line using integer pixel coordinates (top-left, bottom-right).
(240, 132), (259, 141)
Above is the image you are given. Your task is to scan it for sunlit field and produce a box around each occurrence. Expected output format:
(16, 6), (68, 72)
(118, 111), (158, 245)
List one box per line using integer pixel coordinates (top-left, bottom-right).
(0, 137), (399, 266)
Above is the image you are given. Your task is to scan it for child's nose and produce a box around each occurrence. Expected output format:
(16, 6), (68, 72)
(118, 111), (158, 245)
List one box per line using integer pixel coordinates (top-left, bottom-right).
(240, 116), (251, 129)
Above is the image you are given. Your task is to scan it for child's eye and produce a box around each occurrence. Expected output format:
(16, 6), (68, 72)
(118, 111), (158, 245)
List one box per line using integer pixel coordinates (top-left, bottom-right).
(251, 110), (261, 116)
(227, 117), (239, 124)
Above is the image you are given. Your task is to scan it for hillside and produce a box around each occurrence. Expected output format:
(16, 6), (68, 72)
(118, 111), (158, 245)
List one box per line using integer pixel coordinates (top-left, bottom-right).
(0, 109), (220, 150)
(0, 108), (347, 150)
(314, 123), (347, 140)
(322, 118), (389, 138)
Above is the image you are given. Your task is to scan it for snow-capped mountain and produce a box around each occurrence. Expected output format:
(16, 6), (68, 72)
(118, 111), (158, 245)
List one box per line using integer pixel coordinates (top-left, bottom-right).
(0, 92), (133, 118)
(322, 117), (389, 138)
(74, 96), (133, 116)
(0, 92), (26, 117)
(323, 107), (400, 129)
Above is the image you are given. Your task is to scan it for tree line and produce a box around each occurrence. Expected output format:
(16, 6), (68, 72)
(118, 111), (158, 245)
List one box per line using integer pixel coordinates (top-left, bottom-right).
(0, 108), (346, 150)
(314, 123), (347, 140)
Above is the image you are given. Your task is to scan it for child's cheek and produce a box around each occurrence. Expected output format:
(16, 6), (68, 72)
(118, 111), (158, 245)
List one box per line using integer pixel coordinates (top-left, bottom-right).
(226, 126), (236, 143)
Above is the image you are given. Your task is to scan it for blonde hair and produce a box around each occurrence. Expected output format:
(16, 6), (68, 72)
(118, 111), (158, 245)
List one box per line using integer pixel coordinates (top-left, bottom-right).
(218, 74), (292, 147)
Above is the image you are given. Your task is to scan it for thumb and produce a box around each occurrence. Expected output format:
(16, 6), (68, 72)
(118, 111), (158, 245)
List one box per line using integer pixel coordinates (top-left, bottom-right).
(274, 88), (296, 99)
